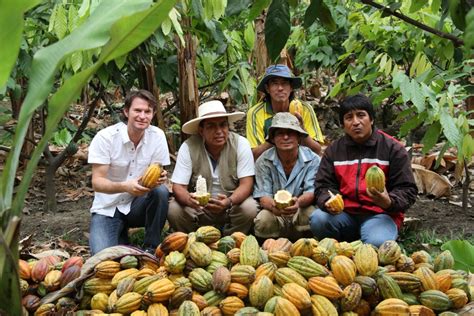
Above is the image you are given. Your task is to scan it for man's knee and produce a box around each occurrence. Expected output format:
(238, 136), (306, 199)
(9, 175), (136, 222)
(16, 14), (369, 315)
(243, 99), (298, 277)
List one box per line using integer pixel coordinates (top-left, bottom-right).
(309, 209), (331, 230)
(149, 185), (169, 201)
(237, 197), (259, 219)
(254, 209), (279, 237)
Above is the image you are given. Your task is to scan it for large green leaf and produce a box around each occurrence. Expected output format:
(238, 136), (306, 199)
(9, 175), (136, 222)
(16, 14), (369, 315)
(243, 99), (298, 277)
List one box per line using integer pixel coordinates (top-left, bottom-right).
(304, 0), (336, 31)
(440, 109), (463, 148)
(441, 240), (474, 272)
(265, 0), (291, 62)
(248, 0), (272, 21)
(465, 8), (474, 48)
(0, 0), (152, 210)
(421, 121), (442, 154)
(0, 0), (41, 88)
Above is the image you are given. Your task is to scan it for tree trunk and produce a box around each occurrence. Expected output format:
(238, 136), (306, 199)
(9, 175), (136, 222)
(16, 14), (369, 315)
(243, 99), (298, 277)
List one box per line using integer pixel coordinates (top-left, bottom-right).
(42, 92), (100, 212)
(8, 79), (34, 164)
(176, 16), (199, 142)
(254, 13), (271, 79)
(468, 95), (474, 137)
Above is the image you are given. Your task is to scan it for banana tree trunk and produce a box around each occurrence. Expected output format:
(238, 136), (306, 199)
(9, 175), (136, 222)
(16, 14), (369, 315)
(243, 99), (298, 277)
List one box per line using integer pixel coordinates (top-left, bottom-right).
(176, 17), (199, 143)
(254, 13), (271, 79)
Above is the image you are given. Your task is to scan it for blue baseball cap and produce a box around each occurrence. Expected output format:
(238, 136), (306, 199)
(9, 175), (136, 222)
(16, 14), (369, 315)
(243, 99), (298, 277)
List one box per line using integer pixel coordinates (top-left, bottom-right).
(257, 64), (303, 92)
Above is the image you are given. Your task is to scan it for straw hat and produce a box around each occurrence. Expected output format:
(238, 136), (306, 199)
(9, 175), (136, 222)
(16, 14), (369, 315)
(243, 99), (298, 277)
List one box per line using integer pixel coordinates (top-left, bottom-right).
(182, 100), (245, 134)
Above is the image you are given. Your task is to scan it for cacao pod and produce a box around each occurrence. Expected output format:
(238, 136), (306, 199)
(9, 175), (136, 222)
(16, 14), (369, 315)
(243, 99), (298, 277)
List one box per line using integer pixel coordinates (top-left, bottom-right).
(140, 163), (162, 188)
(365, 165), (385, 193)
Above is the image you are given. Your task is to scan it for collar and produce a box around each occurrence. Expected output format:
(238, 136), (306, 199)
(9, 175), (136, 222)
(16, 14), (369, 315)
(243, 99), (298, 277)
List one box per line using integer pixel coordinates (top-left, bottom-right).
(119, 122), (149, 145)
(265, 101), (274, 114)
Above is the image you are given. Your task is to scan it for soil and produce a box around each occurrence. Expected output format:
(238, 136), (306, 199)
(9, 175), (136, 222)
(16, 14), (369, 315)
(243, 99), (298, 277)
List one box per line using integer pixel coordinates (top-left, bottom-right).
(19, 165), (474, 256)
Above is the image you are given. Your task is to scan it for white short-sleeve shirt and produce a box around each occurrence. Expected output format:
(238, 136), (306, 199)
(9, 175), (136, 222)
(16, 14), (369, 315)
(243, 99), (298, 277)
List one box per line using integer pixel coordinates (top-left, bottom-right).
(88, 122), (170, 216)
(171, 135), (254, 196)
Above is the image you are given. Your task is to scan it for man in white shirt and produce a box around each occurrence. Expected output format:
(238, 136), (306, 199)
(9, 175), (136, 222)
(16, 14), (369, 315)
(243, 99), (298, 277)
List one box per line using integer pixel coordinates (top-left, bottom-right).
(88, 90), (170, 255)
(169, 100), (258, 234)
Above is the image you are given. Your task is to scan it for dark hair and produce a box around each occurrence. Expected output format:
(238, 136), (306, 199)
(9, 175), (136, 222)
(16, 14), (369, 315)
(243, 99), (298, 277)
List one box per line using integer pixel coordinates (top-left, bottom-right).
(122, 90), (157, 122)
(339, 94), (375, 124)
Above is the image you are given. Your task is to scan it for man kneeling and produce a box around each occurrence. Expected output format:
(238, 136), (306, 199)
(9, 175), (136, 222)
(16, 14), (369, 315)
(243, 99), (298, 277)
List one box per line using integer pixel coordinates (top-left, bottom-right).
(169, 100), (258, 234)
(253, 112), (320, 240)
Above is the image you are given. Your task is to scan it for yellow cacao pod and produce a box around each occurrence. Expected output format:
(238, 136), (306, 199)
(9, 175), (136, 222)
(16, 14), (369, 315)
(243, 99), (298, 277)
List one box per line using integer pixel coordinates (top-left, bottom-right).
(330, 255), (357, 286)
(141, 163), (162, 188)
(289, 100), (303, 116)
(353, 244), (378, 276)
(90, 292), (109, 312)
(94, 260), (121, 279)
(326, 191), (344, 214)
(365, 165), (385, 193)
(113, 292), (142, 314)
(281, 282), (311, 310)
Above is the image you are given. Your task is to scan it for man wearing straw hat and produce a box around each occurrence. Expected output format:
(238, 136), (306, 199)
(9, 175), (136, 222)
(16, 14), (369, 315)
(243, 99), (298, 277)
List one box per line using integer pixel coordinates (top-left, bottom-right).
(246, 64), (324, 159)
(168, 100), (258, 234)
(253, 112), (320, 240)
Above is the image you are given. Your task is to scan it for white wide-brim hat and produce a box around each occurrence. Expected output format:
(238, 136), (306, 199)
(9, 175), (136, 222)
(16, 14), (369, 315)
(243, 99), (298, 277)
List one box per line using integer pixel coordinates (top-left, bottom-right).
(182, 100), (245, 134)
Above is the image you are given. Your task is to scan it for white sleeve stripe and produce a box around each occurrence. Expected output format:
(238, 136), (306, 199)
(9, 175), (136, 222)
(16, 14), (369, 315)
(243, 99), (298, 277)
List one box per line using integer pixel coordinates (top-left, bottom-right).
(334, 158), (389, 166)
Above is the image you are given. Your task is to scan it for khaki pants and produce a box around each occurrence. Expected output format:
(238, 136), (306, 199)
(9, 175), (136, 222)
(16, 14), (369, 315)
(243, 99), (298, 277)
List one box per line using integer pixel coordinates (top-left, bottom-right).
(168, 196), (259, 235)
(254, 205), (316, 239)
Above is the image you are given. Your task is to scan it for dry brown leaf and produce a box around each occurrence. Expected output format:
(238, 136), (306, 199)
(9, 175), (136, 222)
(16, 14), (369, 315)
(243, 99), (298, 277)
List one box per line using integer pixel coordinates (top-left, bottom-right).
(412, 164), (452, 198)
(31, 249), (70, 260)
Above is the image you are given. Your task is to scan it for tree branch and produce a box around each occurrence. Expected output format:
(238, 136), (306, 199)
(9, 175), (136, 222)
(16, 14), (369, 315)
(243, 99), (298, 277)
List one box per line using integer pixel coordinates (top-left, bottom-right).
(360, 0), (464, 47)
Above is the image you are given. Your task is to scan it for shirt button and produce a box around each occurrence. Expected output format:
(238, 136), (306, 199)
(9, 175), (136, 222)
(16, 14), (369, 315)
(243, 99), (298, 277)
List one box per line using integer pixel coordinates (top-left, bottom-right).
(129, 173), (132, 176)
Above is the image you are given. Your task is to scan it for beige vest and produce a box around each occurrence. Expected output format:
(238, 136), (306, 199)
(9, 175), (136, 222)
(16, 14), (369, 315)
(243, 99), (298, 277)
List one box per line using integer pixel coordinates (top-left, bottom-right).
(187, 132), (239, 193)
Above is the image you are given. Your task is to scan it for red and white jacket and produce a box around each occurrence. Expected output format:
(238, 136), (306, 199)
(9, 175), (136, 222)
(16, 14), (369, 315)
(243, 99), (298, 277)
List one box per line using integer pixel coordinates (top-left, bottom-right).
(314, 129), (418, 228)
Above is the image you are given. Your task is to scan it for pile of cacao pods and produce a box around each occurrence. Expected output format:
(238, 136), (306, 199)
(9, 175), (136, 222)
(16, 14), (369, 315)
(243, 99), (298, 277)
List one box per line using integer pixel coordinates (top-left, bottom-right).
(19, 254), (84, 313)
(20, 226), (473, 315)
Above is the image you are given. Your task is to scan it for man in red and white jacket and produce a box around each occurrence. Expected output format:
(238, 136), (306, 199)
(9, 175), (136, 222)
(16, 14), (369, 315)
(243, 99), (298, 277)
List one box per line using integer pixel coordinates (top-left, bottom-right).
(310, 94), (417, 247)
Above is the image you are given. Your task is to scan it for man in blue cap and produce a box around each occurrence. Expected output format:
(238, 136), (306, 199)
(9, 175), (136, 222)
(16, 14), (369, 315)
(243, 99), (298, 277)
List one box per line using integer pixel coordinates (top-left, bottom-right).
(246, 64), (324, 159)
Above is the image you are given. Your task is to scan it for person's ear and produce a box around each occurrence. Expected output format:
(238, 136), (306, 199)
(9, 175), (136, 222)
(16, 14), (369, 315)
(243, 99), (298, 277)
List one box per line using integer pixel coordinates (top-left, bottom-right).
(123, 108), (129, 119)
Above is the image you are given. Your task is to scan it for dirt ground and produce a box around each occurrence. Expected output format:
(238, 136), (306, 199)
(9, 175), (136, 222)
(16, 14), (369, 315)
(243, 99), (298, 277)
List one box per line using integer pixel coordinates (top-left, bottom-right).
(19, 166), (474, 256)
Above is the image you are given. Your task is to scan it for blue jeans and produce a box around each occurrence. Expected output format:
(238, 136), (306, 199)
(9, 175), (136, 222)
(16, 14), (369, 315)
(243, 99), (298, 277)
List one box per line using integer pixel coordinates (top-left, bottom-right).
(309, 209), (398, 247)
(89, 185), (169, 255)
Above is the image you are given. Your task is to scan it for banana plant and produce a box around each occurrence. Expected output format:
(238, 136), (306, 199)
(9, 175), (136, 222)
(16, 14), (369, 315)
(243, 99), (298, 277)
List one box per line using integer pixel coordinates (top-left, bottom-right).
(0, 0), (176, 312)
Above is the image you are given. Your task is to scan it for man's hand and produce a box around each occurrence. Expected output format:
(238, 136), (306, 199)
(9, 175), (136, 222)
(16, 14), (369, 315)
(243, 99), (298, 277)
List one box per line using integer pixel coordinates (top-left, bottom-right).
(293, 112), (306, 130)
(205, 193), (229, 214)
(260, 196), (282, 216)
(324, 199), (342, 215)
(367, 187), (392, 209)
(125, 179), (150, 197)
(188, 192), (204, 211)
(281, 197), (299, 216)
(156, 170), (168, 187)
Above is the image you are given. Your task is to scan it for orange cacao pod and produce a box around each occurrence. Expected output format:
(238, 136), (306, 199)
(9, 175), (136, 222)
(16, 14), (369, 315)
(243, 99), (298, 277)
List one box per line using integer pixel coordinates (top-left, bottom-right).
(140, 163), (162, 188)
(19, 259), (31, 280)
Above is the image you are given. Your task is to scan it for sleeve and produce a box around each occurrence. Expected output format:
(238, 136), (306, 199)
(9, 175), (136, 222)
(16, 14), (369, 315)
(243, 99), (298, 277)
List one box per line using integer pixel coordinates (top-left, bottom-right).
(170, 143), (193, 185)
(236, 136), (255, 178)
(302, 154), (320, 194)
(151, 129), (171, 166)
(88, 132), (111, 165)
(385, 143), (418, 213)
(253, 156), (274, 199)
(302, 102), (324, 143)
(246, 104), (264, 148)
(314, 146), (340, 210)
